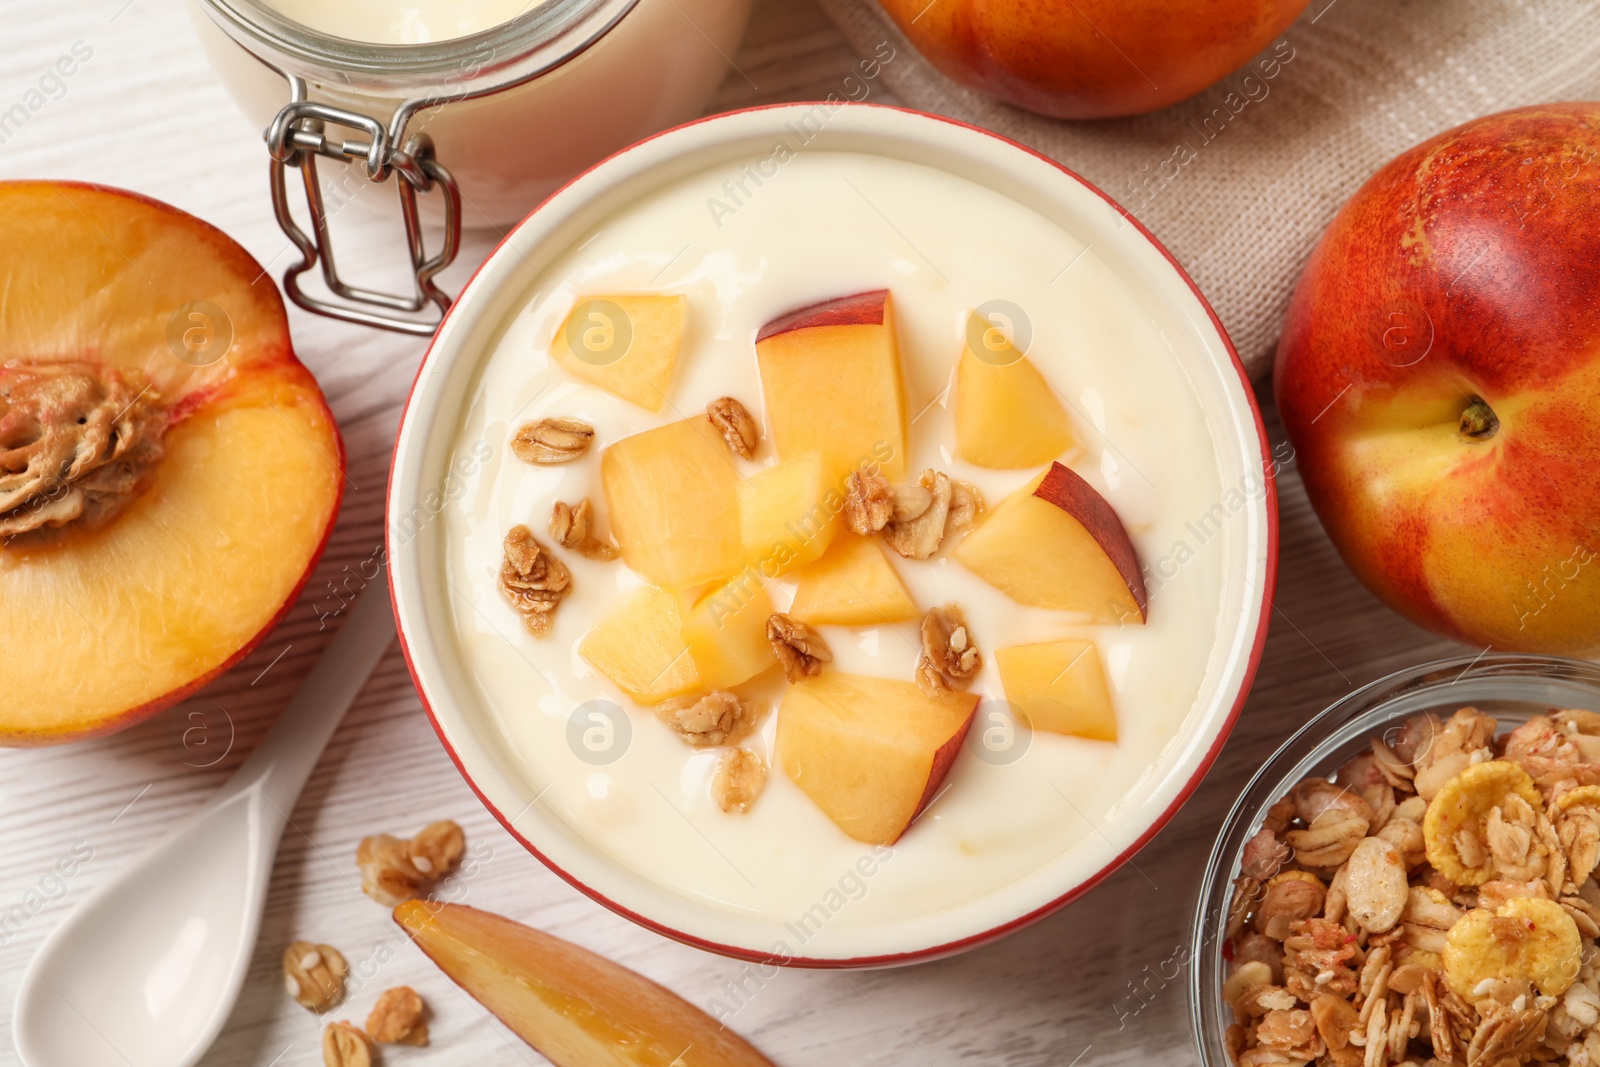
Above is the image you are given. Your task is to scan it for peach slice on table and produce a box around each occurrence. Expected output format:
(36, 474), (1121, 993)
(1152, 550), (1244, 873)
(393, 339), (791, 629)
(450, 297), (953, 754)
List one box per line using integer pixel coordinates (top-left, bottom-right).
(601, 418), (743, 590)
(0, 181), (343, 746)
(954, 310), (1077, 468)
(955, 462), (1147, 624)
(737, 449), (840, 576)
(679, 575), (778, 689)
(395, 901), (776, 1067)
(778, 671), (978, 845)
(995, 638), (1117, 742)
(754, 289), (908, 484)
(549, 294), (686, 412)
(787, 533), (919, 626)
(579, 584), (700, 704)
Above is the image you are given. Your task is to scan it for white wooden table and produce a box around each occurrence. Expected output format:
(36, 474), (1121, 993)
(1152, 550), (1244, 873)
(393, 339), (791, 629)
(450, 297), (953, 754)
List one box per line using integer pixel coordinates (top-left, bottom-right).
(0, 2), (1472, 1064)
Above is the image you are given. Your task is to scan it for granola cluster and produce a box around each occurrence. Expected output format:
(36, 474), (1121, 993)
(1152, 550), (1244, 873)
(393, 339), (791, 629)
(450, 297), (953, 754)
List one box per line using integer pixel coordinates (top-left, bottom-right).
(916, 604), (982, 697)
(767, 612), (833, 683)
(549, 498), (618, 560)
(511, 416), (594, 464)
(706, 396), (759, 459)
(357, 820), (467, 907)
(319, 987), (428, 1067)
(1223, 706), (1600, 1067)
(843, 467), (984, 560)
(284, 941), (348, 1012)
(499, 525), (572, 637)
(654, 690), (765, 748)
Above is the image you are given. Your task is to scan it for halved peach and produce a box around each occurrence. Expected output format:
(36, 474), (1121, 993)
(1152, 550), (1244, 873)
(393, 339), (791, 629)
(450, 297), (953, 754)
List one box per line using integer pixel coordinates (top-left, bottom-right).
(996, 638), (1117, 741)
(736, 450), (839, 576)
(601, 418), (743, 589)
(754, 290), (908, 484)
(778, 671), (978, 845)
(0, 182), (343, 746)
(395, 901), (776, 1067)
(549, 294), (686, 411)
(787, 533), (919, 626)
(954, 311), (1076, 468)
(579, 584), (700, 704)
(955, 462), (1147, 623)
(679, 575), (777, 689)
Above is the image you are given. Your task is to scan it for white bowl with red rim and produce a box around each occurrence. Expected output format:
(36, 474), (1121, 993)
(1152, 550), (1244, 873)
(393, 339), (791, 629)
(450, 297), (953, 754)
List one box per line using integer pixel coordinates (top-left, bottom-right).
(387, 102), (1278, 966)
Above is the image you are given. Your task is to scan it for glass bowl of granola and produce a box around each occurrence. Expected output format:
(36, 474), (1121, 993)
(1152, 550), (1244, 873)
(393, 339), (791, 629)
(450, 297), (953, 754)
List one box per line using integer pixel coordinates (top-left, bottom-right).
(1191, 652), (1600, 1067)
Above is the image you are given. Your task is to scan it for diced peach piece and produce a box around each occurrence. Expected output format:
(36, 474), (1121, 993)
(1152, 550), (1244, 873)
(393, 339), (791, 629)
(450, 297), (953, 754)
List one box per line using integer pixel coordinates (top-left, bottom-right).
(754, 290), (908, 484)
(601, 419), (743, 589)
(955, 311), (1076, 468)
(394, 901), (776, 1067)
(736, 450), (839, 576)
(955, 462), (1147, 623)
(996, 638), (1117, 742)
(787, 534), (918, 626)
(778, 672), (978, 845)
(579, 585), (699, 704)
(550, 294), (686, 411)
(0, 181), (343, 746)
(679, 576), (777, 689)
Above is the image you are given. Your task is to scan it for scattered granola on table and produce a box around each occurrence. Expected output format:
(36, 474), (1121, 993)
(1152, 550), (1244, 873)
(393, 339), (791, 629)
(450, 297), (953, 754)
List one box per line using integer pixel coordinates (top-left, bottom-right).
(366, 985), (429, 1046)
(283, 940), (348, 1012)
(357, 819), (467, 906)
(1222, 705), (1600, 1067)
(321, 1020), (372, 1067)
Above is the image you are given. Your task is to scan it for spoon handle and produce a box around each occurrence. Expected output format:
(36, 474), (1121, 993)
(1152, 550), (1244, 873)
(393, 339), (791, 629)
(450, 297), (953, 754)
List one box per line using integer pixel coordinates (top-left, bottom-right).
(228, 577), (397, 813)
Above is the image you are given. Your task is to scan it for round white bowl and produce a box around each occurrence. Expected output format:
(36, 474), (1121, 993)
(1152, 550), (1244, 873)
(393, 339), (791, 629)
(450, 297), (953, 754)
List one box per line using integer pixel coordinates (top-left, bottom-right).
(387, 102), (1278, 966)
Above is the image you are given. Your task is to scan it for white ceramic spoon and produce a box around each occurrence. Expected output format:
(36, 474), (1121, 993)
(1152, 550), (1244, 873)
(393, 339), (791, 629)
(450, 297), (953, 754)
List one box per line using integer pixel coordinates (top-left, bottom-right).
(13, 580), (396, 1067)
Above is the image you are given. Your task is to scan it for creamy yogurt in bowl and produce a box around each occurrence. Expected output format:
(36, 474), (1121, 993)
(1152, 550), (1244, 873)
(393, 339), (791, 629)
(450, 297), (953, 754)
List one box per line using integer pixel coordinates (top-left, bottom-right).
(388, 103), (1277, 964)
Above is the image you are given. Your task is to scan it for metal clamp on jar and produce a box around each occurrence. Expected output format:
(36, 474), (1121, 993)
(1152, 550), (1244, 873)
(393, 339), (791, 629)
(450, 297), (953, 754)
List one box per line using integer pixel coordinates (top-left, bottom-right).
(190, 0), (750, 333)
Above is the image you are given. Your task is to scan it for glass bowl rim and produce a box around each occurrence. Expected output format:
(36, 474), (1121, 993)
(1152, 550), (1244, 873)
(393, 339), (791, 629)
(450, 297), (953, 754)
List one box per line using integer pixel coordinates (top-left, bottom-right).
(1186, 651), (1600, 1064)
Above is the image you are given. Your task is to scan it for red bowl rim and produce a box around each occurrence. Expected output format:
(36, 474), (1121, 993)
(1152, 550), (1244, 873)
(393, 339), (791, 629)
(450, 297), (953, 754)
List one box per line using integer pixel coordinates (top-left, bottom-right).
(385, 100), (1280, 968)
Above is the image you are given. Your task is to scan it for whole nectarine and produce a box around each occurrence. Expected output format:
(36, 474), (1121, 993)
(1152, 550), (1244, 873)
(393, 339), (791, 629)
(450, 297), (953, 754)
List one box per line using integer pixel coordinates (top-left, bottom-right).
(0, 182), (344, 745)
(1276, 104), (1600, 655)
(877, 0), (1309, 119)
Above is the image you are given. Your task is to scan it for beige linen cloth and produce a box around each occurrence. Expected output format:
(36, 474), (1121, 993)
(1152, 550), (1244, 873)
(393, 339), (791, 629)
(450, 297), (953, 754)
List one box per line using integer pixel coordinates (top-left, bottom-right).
(815, 0), (1600, 379)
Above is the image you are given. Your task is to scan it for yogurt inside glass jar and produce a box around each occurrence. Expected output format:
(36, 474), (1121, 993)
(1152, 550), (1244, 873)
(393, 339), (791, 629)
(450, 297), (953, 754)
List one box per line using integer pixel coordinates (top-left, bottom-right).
(263, 0), (550, 44)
